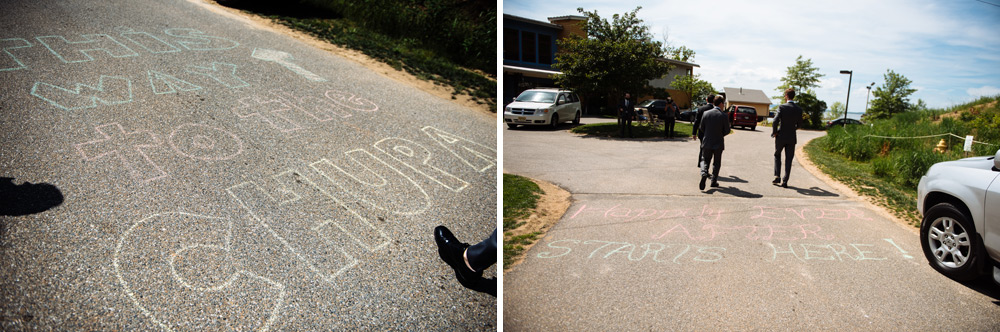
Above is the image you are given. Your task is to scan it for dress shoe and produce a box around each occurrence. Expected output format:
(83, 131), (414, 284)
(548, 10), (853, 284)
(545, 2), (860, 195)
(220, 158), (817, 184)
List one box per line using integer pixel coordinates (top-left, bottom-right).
(781, 182), (788, 188)
(772, 177), (781, 184)
(699, 174), (708, 190)
(434, 226), (482, 285)
(710, 181), (720, 187)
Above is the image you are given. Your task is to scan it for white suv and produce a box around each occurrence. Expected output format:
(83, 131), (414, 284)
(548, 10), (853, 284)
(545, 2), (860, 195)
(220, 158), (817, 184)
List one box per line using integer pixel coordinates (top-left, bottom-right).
(917, 148), (1000, 281)
(504, 88), (581, 129)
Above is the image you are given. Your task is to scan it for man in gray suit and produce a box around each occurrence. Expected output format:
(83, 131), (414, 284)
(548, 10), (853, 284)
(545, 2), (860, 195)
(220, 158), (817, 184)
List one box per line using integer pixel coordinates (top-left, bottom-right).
(771, 88), (803, 188)
(692, 94), (715, 167)
(698, 95), (730, 190)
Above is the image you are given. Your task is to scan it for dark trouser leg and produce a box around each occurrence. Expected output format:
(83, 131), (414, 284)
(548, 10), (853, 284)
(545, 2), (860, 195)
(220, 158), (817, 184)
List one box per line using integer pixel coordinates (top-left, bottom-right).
(711, 148), (723, 180)
(624, 118), (633, 137)
(783, 143), (795, 183)
(466, 229), (497, 272)
(665, 117), (675, 137)
(774, 142), (785, 178)
(697, 142), (703, 167)
(700, 147), (713, 177)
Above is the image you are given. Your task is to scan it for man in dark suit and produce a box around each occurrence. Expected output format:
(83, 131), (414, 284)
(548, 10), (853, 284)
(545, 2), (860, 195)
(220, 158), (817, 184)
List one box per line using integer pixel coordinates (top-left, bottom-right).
(692, 94), (715, 167)
(663, 97), (678, 138)
(771, 88), (803, 188)
(619, 92), (635, 138)
(698, 95), (730, 190)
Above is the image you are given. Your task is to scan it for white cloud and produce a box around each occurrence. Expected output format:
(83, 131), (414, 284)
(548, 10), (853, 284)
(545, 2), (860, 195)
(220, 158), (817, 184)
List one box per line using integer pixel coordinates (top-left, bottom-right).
(967, 86), (1000, 98)
(504, 0), (1000, 111)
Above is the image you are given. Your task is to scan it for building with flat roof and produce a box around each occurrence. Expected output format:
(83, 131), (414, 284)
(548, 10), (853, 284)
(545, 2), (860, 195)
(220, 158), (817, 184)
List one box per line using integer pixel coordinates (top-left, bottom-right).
(503, 13), (700, 111)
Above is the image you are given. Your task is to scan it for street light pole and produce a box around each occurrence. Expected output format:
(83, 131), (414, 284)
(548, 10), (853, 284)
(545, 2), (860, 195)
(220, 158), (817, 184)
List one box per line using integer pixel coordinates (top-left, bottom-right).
(840, 70), (852, 126)
(864, 82), (875, 115)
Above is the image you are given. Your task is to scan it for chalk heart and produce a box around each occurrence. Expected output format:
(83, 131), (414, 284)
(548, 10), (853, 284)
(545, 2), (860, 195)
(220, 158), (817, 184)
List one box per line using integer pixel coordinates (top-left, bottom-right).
(114, 212), (285, 331)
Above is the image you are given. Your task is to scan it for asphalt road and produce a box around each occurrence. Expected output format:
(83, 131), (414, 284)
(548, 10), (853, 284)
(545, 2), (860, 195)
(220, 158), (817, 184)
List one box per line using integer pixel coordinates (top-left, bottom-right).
(0, 0), (497, 330)
(503, 118), (1000, 330)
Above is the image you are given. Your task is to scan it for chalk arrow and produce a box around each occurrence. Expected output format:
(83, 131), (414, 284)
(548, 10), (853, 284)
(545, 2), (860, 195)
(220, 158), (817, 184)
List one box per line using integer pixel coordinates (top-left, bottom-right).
(251, 48), (327, 82)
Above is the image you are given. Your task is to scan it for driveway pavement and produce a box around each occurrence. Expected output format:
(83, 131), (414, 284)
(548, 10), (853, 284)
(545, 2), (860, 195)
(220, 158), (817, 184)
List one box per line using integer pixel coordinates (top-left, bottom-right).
(503, 117), (1000, 330)
(0, 0), (496, 330)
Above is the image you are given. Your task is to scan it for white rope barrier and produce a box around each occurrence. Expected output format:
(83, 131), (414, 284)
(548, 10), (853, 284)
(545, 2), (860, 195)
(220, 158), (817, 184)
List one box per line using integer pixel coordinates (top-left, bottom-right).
(862, 133), (996, 146)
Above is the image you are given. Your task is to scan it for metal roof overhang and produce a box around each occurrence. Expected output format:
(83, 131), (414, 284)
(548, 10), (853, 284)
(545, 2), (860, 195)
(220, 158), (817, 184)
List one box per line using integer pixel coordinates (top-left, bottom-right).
(503, 65), (562, 79)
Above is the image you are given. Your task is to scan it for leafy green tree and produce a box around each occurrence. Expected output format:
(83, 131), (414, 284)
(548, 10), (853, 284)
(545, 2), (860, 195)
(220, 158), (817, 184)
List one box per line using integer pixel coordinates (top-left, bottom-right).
(826, 101), (845, 120)
(665, 45), (695, 62)
(670, 73), (715, 107)
(867, 69), (917, 120)
(774, 55), (824, 101)
(554, 7), (669, 111)
(795, 92), (827, 129)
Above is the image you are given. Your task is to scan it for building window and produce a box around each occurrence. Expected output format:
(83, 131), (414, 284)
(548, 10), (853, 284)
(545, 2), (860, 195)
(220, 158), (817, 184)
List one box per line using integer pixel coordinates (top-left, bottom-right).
(521, 31), (536, 63)
(504, 28), (519, 61)
(538, 34), (552, 65)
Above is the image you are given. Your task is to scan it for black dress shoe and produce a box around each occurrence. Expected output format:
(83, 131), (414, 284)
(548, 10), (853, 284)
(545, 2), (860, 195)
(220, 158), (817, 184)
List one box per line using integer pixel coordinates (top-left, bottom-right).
(710, 181), (720, 187)
(434, 226), (482, 285)
(772, 177), (781, 184)
(781, 182), (788, 188)
(699, 174), (708, 190)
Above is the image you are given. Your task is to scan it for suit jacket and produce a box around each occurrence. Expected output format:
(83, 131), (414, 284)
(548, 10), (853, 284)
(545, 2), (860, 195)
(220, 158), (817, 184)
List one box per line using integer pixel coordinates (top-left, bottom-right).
(692, 103), (714, 138)
(619, 98), (635, 117)
(699, 107), (730, 150)
(772, 101), (803, 144)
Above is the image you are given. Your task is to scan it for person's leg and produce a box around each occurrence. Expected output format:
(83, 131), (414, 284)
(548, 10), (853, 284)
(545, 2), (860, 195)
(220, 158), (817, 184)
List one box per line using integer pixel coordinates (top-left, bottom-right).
(783, 143), (796, 184)
(774, 141), (784, 180)
(711, 149), (723, 185)
(465, 229), (497, 272)
(620, 116), (625, 137)
(700, 148), (713, 178)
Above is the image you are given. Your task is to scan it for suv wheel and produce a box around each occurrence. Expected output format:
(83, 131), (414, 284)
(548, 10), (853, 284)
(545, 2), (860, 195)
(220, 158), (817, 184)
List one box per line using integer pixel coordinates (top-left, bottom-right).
(920, 202), (984, 281)
(550, 113), (559, 129)
(573, 111), (581, 125)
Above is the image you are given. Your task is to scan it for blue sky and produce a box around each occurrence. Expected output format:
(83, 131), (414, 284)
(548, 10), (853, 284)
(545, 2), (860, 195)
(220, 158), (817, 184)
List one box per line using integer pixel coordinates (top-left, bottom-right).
(503, 0), (1000, 116)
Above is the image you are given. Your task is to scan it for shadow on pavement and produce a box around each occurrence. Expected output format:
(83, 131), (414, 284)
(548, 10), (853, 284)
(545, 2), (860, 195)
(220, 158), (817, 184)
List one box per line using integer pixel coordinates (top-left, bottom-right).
(216, 0), (340, 19)
(788, 185), (839, 197)
(461, 277), (497, 297)
(0, 177), (64, 216)
(955, 274), (1000, 305)
(704, 185), (763, 198)
(716, 175), (749, 183)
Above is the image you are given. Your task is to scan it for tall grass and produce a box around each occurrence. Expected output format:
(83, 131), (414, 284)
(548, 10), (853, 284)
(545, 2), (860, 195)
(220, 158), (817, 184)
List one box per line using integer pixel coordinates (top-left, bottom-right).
(822, 95), (1000, 191)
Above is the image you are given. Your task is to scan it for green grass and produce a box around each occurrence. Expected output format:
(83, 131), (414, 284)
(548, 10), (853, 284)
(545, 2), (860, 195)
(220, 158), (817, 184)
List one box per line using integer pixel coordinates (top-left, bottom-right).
(805, 95), (1000, 227)
(502, 174), (543, 267)
(570, 121), (695, 138)
(222, 2), (496, 112)
(804, 137), (922, 226)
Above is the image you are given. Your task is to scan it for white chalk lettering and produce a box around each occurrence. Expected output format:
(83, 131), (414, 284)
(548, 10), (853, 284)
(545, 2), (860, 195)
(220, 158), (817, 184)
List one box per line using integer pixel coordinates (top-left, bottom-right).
(31, 75), (133, 110)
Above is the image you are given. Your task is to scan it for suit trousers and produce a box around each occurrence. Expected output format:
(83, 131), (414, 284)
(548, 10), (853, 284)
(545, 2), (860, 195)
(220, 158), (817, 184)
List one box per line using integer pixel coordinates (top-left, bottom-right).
(467, 229), (497, 272)
(700, 147), (723, 179)
(663, 117), (675, 138)
(620, 117), (633, 137)
(774, 141), (795, 182)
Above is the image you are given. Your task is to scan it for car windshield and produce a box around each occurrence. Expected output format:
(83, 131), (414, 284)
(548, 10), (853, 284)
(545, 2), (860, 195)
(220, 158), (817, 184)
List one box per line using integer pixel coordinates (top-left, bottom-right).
(638, 100), (656, 107)
(515, 91), (557, 103)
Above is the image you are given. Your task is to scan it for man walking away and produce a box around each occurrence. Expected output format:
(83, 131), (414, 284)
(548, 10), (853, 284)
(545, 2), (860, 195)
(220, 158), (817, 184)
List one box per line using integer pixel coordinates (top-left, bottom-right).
(664, 97), (678, 138)
(699, 95), (730, 190)
(772, 88), (803, 188)
(692, 94), (715, 166)
(619, 92), (635, 138)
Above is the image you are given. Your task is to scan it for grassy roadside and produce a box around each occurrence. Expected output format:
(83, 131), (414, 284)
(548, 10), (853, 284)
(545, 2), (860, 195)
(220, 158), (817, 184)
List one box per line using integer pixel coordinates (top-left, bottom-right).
(216, 1), (497, 112)
(502, 174), (542, 268)
(804, 136), (922, 226)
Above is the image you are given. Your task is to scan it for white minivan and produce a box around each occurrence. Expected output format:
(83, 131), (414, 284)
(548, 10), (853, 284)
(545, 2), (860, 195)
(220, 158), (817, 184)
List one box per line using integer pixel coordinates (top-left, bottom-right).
(504, 88), (581, 129)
